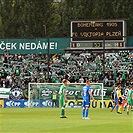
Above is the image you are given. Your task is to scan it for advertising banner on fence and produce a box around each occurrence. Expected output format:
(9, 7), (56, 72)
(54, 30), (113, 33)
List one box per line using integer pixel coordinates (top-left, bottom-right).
(30, 83), (111, 100)
(1, 83), (129, 108)
(66, 100), (114, 108)
(4, 99), (113, 108)
(66, 99), (127, 108)
(4, 100), (26, 108)
(29, 83), (130, 100)
(4, 99), (127, 108)
(4, 99), (54, 108)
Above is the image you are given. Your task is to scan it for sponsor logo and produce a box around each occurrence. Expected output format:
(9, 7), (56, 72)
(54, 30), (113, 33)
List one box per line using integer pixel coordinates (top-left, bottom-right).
(5, 100), (21, 107)
(66, 100), (114, 108)
(40, 88), (52, 97)
(41, 100), (52, 107)
(9, 88), (23, 100)
(24, 101), (39, 107)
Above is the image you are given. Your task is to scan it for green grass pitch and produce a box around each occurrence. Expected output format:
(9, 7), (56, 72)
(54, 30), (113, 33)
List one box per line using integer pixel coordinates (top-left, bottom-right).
(0, 108), (132, 133)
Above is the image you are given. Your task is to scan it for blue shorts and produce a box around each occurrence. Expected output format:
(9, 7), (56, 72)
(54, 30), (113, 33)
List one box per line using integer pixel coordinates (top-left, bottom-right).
(82, 100), (90, 108)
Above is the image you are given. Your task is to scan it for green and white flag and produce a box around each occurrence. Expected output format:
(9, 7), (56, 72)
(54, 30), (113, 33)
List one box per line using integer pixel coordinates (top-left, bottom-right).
(0, 88), (11, 99)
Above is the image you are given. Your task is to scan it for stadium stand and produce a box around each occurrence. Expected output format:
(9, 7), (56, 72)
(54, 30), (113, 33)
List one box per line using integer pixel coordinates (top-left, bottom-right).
(0, 50), (132, 90)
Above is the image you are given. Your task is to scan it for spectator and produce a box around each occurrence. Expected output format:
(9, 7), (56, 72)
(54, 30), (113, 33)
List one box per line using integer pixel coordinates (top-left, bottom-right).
(0, 50), (132, 90)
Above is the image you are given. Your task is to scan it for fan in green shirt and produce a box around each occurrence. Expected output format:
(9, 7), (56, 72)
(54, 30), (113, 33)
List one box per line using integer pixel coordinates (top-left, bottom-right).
(59, 79), (68, 118)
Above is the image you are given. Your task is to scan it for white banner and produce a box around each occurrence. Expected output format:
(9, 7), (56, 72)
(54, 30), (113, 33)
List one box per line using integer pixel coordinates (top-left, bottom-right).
(0, 88), (11, 99)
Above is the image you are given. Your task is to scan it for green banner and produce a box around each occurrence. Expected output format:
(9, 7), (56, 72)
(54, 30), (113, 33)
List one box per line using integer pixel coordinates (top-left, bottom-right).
(0, 38), (70, 54)
(29, 83), (113, 100)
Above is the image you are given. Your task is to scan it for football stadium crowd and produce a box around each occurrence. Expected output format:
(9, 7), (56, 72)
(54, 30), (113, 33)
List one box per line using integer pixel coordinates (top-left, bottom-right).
(0, 50), (133, 90)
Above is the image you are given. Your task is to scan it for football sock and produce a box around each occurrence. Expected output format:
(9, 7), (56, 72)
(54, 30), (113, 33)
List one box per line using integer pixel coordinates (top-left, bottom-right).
(82, 109), (85, 117)
(123, 104), (126, 110)
(111, 106), (115, 111)
(118, 105), (122, 113)
(127, 106), (129, 115)
(127, 110), (129, 115)
(85, 109), (89, 118)
(123, 106), (126, 111)
(61, 108), (65, 116)
(116, 105), (118, 112)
